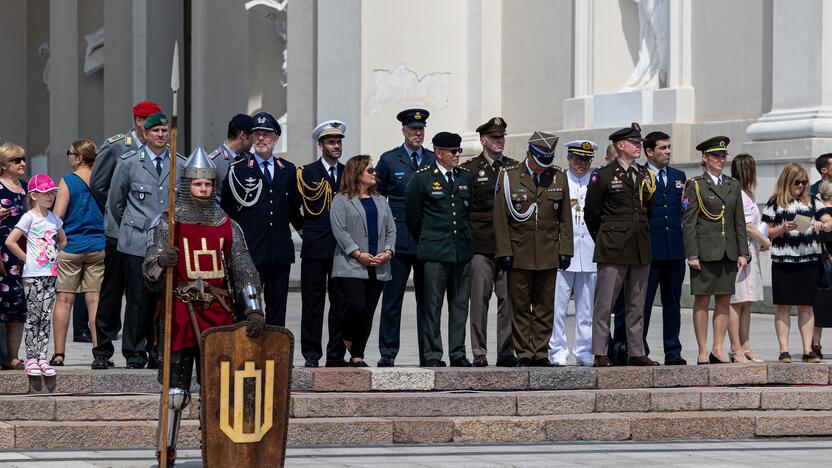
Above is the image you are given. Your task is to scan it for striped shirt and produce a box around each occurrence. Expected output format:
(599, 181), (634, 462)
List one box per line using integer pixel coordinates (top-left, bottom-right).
(761, 196), (825, 263)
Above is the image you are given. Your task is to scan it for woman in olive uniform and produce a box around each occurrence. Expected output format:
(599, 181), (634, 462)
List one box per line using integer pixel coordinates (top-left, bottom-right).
(681, 137), (749, 365)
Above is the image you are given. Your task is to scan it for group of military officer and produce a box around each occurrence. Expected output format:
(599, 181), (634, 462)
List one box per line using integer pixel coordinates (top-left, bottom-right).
(90, 97), (743, 369)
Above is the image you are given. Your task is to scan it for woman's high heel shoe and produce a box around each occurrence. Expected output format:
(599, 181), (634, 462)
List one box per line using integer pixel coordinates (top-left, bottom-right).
(709, 353), (729, 364)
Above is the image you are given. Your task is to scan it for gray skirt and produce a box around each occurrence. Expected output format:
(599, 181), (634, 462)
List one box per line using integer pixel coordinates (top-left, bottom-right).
(690, 256), (739, 296)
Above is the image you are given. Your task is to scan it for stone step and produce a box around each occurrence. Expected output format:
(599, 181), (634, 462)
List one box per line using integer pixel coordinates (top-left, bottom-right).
(2, 385), (832, 423)
(2, 410), (832, 448)
(2, 362), (830, 395)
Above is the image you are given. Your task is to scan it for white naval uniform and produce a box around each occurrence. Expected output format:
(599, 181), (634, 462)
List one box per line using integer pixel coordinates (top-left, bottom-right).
(549, 169), (596, 365)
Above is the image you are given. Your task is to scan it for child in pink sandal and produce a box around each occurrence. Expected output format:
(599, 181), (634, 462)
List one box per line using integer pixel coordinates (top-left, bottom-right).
(5, 175), (65, 379)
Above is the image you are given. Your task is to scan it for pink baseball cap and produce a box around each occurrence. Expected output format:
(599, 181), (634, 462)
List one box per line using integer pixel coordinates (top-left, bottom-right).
(27, 174), (59, 193)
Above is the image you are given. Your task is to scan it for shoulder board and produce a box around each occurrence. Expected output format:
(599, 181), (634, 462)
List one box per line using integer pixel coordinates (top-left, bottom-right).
(208, 149), (221, 160)
(416, 165), (431, 173)
(229, 158), (246, 167)
(277, 157), (295, 168)
(458, 166), (470, 173)
(120, 149), (138, 160)
(690, 175), (703, 180)
(552, 165), (562, 172)
(176, 152), (186, 160)
(504, 163), (521, 171)
(723, 175), (736, 180)
(106, 133), (125, 145)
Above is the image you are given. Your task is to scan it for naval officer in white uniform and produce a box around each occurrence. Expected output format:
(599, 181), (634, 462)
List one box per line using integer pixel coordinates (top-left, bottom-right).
(549, 140), (598, 366)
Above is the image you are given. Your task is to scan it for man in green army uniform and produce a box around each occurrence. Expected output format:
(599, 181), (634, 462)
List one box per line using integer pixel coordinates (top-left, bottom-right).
(493, 131), (573, 367)
(461, 117), (519, 367)
(585, 122), (659, 367)
(405, 131), (473, 367)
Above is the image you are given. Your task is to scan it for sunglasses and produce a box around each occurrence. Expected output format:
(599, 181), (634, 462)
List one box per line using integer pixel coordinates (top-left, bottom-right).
(365, 167), (375, 174)
(443, 148), (463, 155)
(793, 180), (809, 187)
(66, 151), (79, 157)
(8, 157), (24, 164)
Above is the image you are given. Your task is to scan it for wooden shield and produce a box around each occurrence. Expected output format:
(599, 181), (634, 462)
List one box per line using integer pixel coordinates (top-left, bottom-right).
(201, 324), (293, 467)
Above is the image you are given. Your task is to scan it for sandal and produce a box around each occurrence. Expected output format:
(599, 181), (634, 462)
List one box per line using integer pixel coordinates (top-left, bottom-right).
(1, 359), (25, 370)
(49, 353), (65, 366)
(742, 349), (764, 363)
(24, 359), (41, 376)
(38, 360), (56, 377)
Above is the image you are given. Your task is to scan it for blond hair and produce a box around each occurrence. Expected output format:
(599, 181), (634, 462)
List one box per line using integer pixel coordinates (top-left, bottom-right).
(0, 142), (25, 176)
(819, 180), (832, 202)
(771, 163), (810, 208)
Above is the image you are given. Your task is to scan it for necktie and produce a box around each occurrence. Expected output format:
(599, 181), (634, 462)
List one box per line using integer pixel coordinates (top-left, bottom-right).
(262, 161), (272, 185)
(630, 168), (637, 184)
(533, 173), (540, 187)
(154, 157), (162, 176)
(411, 152), (419, 169)
(493, 159), (502, 172)
(329, 166), (337, 185)
(658, 169), (666, 188)
(717, 177), (723, 188)
(446, 171), (454, 186)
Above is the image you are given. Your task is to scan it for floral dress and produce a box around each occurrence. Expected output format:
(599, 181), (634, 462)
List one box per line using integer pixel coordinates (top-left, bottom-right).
(0, 180), (27, 323)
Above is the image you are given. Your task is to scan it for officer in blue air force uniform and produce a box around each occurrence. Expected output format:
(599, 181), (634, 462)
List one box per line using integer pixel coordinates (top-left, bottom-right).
(296, 120), (349, 368)
(611, 131), (688, 365)
(374, 108), (436, 367)
(220, 111), (302, 327)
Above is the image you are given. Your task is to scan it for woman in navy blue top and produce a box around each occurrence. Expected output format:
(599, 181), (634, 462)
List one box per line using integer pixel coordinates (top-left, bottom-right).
(330, 155), (396, 366)
(51, 139), (106, 365)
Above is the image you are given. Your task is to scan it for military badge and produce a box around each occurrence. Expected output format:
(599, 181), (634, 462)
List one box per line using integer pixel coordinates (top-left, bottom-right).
(495, 182), (500, 193)
(675, 180), (684, 189)
(589, 172), (600, 185)
(570, 198), (577, 206)
(138, 193), (146, 201)
(478, 170), (485, 177)
(458, 185), (468, 190)
(682, 197), (689, 209)
(248, 158), (255, 168)
(477, 177), (489, 182)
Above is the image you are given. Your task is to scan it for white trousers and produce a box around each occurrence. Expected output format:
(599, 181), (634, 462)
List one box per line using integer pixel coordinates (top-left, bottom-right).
(548, 270), (596, 365)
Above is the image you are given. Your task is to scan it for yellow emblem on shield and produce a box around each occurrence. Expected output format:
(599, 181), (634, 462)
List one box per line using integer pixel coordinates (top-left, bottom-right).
(219, 360), (275, 443)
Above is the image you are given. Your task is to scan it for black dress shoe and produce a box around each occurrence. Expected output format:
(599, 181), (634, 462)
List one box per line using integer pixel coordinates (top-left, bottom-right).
(91, 356), (110, 370)
(423, 359), (447, 367)
(709, 353), (729, 364)
(377, 357), (395, 367)
(73, 332), (93, 343)
(472, 356), (488, 367)
(532, 359), (552, 367)
(496, 356), (518, 367)
(450, 358), (472, 367)
(325, 359), (349, 368)
(126, 361), (146, 370)
(664, 357), (688, 366)
(516, 359), (533, 367)
(593, 355), (612, 367)
(304, 359), (319, 368)
(628, 356), (660, 366)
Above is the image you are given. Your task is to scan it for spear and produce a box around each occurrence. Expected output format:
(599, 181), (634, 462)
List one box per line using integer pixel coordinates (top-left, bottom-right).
(159, 40), (179, 468)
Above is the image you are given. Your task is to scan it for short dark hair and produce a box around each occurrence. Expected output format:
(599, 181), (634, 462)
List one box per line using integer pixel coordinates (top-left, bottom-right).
(227, 121), (250, 140)
(815, 153), (832, 174)
(643, 131), (670, 152)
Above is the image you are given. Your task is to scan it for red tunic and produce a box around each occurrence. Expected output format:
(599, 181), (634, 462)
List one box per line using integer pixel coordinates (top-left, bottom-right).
(171, 217), (235, 352)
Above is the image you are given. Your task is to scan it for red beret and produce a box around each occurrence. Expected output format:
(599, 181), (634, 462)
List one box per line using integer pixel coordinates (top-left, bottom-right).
(132, 101), (162, 118)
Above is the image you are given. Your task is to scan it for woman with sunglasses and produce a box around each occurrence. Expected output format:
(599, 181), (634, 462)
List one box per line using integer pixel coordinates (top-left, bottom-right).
(0, 143), (28, 370)
(330, 155), (395, 366)
(763, 163), (832, 362)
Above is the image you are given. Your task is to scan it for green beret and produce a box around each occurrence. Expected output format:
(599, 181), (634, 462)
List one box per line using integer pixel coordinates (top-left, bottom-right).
(143, 113), (168, 130)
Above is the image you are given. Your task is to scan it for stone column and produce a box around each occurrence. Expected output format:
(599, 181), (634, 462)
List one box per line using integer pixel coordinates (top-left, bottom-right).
(746, 0), (832, 159)
(48, 0), (79, 176)
(562, 0), (595, 130)
(462, 0), (503, 154)
(287, 0), (317, 164)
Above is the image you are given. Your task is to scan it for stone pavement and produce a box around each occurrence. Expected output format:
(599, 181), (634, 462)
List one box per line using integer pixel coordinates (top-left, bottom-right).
(53, 292), (820, 369)
(3, 439), (832, 467)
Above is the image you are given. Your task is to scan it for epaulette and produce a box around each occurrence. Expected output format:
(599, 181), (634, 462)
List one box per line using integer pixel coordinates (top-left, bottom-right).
(458, 166), (470, 173)
(208, 149), (221, 160)
(552, 165), (563, 172)
(177, 152), (186, 160)
(504, 162), (521, 171)
(416, 165), (431, 173)
(120, 149), (138, 160)
(106, 133), (125, 145)
(723, 175), (736, 180)
(229, 158), (246, 167)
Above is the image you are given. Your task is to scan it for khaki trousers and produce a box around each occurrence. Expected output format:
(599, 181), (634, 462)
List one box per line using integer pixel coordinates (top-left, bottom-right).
(591, 263), (649, 357)
(468, 254), (514, 360)
(508, 269), (556, 362)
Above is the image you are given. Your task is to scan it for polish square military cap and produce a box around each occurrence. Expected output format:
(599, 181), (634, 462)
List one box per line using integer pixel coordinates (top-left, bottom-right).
(397, 108), (430, 127)
(609, 122), (643, 142)
(476, 117), (508, 136)
(432, 131), (462, 148)
(696, 136), (730, 156)
(251, 112), (281, 135)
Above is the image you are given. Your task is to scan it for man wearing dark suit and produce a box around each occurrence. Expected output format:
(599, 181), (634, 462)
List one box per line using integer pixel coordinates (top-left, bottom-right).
(375, 108), (435, 366)
(220, 111), (302, 327)
(405, 131), (473, 367)
(611, 131), (687, 365)
(297, 120), (348, 367)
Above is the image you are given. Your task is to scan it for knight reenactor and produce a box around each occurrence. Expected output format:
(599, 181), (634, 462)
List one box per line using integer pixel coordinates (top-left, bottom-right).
(144, 148), (265, 466)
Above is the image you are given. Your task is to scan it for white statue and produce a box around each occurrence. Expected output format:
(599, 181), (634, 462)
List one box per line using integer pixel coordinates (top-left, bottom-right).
(621, 0), (668, 91)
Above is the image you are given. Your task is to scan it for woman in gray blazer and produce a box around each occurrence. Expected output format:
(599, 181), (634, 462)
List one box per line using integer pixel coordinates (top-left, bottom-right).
(330, 155), (396, 366)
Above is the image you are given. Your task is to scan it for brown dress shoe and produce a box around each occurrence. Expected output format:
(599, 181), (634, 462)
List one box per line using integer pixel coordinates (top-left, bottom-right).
(628, 355), (660, 366)
(594, 355), (612, 367)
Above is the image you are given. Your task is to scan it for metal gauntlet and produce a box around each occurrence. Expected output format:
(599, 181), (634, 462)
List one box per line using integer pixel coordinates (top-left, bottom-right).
(242, 284), (264, 312)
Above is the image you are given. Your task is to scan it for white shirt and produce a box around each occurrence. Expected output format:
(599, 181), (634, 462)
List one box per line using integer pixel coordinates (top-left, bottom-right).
(254, 153), (274, 179)
(646, 162), (665, 183)
(706, 170), (723, 186)
(566, 169), (596, 273)
(321, 157), (338, 182)
(15, 210), (63, 277)
(436, 162), (454, 180)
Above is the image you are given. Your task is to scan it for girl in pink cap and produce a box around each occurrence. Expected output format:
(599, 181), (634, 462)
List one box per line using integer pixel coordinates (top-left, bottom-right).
(4, 174), (66, 376)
